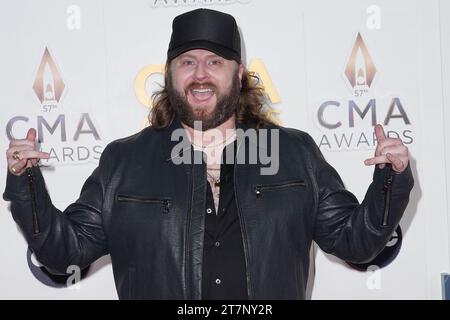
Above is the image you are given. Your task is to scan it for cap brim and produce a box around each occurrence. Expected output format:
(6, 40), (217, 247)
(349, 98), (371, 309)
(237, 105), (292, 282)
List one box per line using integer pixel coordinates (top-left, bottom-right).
(167, 40), (240, 63)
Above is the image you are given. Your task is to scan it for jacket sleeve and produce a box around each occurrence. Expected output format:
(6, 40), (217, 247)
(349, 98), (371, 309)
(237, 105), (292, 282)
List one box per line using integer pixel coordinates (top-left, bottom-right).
(304, 134), (414, 263)
(2, 144), (115, 274)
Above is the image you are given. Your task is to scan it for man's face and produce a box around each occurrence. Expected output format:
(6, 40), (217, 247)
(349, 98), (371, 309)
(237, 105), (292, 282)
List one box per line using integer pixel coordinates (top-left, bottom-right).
(167, 49), (244, 130)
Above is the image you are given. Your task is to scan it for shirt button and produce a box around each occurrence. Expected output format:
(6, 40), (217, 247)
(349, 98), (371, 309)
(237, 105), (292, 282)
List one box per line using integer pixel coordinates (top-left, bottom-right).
(215, 278), (221, 285)
(206, 208), (212, 214)
(215, 241), (220, 247)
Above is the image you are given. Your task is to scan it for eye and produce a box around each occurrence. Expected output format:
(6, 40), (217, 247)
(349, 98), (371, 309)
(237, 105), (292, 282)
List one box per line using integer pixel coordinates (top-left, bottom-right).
(208, 59), (223, 66)
(181, 59), (195, 66)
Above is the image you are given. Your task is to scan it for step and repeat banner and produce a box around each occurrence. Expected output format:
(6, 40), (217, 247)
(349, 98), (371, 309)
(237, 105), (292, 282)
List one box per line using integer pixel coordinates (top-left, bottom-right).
(1, 0), (449, 299)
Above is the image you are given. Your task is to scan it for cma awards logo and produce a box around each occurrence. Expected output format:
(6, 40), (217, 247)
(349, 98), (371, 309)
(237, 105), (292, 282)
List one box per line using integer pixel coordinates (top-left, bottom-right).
(32, 47), (66, 111)
(344, 33), (376, 98)
(134, 59), (281, 127)
(27, 247), (90, 288)
(6, 46), (104, 165)
(315, 32), (414, 150)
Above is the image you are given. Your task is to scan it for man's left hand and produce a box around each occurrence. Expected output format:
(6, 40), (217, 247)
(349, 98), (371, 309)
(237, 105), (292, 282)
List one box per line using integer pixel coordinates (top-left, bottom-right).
(364, 124), (409, 173)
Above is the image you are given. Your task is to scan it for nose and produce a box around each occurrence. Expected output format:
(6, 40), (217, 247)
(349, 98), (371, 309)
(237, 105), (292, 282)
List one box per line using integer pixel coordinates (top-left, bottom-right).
(193, 62), (208, 81)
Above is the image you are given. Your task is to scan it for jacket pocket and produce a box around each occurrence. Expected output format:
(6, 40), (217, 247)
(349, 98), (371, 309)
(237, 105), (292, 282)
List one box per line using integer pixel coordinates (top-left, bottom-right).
(117, 194), (172, 214)
(253, 180), (306, 199)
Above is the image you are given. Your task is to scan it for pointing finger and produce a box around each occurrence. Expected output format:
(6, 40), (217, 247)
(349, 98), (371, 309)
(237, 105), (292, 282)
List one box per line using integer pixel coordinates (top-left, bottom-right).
(374, 124), (386, 144)
(16, 150), (50, 160)
(26, 128), (37, 142)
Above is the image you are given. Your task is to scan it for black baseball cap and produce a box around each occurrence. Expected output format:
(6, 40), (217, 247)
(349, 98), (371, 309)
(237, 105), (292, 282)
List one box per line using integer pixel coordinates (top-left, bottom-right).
(167, 8), (241, 63)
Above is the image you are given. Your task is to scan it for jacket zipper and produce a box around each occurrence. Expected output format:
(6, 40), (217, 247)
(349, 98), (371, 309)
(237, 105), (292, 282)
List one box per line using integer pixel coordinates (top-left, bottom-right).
(184, 147), (195, 299)
(254, 180), (306, 198)
(234, 138), (253, 299)
(117, 195), (171, 214)
(382, 166), (394, 227)
(26, 168), (40, 235)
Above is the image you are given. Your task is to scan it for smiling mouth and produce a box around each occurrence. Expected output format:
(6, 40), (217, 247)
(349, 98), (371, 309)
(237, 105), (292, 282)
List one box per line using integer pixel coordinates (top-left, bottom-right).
(188, 86), (215, 102)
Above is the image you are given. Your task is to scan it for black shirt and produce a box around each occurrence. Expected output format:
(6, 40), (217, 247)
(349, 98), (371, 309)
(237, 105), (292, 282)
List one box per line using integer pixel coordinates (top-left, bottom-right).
(201, 143), (248, 300)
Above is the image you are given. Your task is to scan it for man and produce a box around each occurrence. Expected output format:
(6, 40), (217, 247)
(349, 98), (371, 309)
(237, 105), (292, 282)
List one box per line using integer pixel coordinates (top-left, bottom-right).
(4, 8), (413, 299)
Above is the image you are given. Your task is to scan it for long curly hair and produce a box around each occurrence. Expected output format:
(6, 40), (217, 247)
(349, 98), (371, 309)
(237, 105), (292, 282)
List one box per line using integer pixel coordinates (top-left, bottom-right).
(149, 63), (275, 129)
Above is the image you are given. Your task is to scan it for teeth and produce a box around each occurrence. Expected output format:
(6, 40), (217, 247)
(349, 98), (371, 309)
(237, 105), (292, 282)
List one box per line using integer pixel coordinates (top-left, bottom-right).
(191, 88), (213, 93)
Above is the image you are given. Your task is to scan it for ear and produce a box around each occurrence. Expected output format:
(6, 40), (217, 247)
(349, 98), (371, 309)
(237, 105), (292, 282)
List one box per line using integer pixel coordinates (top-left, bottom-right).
(238, 63), (244, 82)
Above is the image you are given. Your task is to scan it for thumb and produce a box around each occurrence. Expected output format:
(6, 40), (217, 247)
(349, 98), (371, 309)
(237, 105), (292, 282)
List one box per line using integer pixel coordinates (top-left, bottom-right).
(26, 128), (37, 142)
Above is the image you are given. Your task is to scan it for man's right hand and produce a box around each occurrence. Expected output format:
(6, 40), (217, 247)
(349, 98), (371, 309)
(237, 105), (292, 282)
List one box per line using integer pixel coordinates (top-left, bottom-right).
(6, 128), (50, 176)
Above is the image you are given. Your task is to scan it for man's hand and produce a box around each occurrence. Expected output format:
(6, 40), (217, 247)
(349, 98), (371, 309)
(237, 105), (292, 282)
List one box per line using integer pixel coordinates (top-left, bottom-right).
(6, 128), (50, 176)
(364, 124), (409, 173)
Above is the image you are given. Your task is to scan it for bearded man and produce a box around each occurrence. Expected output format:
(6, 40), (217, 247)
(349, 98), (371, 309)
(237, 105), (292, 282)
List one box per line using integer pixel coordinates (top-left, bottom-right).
(4, 8), (413, 300)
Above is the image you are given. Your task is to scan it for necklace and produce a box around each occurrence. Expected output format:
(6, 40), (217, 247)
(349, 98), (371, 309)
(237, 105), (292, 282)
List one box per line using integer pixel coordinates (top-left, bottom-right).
(191, 131), (236, 149)
(207, 170), (221, 187)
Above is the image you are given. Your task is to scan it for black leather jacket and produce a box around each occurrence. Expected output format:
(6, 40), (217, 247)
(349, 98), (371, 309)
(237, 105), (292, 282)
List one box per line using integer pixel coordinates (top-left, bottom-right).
(3, 118), (414, 299)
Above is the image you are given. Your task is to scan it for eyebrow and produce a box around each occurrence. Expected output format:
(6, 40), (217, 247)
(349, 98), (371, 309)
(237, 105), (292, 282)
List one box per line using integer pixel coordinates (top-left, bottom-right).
(178, 53), (222, 59)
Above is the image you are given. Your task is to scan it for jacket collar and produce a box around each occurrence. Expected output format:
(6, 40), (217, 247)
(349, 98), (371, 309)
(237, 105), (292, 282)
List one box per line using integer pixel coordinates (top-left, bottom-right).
(162, 117), (190, 163)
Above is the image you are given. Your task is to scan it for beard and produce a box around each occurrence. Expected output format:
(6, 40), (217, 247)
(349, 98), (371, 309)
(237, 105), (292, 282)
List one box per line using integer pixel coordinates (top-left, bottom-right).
(167, 70), (241, 131)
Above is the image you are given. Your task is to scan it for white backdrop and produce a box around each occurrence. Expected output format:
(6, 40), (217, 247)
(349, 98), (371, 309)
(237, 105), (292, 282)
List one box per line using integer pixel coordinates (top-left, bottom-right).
(0, 0), (449, 299)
